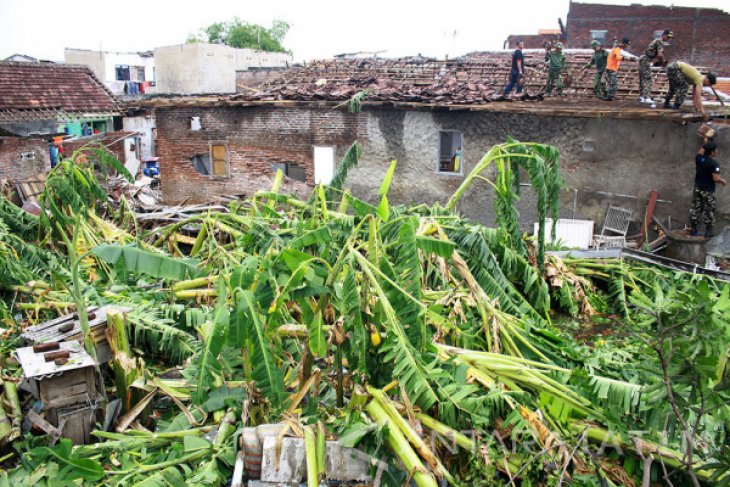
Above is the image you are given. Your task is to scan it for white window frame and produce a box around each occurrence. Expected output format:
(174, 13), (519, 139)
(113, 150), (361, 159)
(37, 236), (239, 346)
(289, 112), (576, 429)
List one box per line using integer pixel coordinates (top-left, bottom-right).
(436, 130), (464, 176)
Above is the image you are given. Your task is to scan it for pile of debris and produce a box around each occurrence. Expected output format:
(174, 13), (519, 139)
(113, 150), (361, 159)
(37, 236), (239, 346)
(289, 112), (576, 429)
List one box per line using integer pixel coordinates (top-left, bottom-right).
(0, 143), (728, 486)
(232, 51), (677, 105)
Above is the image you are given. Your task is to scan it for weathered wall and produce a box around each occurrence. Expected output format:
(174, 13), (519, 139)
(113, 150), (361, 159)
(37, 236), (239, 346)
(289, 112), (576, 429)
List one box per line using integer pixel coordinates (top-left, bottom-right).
(0, 136), (49, 181)
(156, 106), (366, 203)
(348, 109), (730, 231)
(155, 44), (293, 95)
(123, 114), (156, 160)
(64, 49), (107, 82)
(155, 44), (236, 95)
(154, 104), (730, 232)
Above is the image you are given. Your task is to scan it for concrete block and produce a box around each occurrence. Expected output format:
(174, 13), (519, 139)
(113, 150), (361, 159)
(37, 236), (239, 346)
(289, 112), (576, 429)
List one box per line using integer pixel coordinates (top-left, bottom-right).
(260, 436), (371, 484)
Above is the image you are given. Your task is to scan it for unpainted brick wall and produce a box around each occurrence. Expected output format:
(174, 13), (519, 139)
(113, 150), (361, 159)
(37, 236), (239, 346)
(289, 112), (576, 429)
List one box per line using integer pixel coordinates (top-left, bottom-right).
(64, 131), (129, 164)
(156, 106), (367, 204)
(0, 136), (49, 181)
(567, 3), (730, 76)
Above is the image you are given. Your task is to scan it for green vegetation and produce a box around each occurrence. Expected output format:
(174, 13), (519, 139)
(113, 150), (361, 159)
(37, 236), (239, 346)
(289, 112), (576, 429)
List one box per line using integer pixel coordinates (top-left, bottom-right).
(0, 142), (728, 486)
(186, 18), (290, 53)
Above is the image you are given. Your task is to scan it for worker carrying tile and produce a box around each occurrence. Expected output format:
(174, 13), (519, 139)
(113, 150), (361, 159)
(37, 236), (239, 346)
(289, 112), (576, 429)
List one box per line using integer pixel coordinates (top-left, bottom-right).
(664, 61), (717, 120)
(544, 42), (567, 96)
(585, 40), (608, 98)
(604, 38), (639, 101)
(690, 140), (726, 238)
(639, 29), (673, 104)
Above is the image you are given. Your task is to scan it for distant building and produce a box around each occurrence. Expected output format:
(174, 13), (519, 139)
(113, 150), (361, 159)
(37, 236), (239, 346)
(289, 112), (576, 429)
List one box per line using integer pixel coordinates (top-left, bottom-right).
(153, 43), (292, 95)
(2, 54), (41, 63)
(64, 48), (155, 97)
(506, 28), (566, 49)
(566, 2), (730, 75)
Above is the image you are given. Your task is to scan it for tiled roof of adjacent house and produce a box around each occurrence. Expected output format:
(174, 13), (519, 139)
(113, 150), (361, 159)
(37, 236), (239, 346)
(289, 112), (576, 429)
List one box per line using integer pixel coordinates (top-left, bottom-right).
(230, 51), (676, 105)
(0, 62), (121, 122)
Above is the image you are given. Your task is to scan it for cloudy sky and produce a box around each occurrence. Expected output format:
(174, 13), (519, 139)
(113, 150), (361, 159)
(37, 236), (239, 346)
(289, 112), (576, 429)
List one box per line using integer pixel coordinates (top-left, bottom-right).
(1, 0), (728, 62)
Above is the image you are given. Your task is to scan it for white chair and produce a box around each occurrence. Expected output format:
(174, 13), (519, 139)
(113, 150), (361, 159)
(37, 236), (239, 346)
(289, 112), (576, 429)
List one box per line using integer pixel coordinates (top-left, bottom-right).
(593, 206), (632, 249)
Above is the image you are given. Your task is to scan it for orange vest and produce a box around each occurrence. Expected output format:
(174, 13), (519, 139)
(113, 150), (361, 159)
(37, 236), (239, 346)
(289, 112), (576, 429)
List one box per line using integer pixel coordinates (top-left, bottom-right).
(607, 47), (622, 71)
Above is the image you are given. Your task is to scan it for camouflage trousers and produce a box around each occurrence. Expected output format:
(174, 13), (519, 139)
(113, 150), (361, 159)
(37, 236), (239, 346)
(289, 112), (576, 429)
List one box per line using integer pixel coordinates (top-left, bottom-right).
(592, 69), (606, 97)
(545, 69), (563, 94)
(605, 70), (618, 98)
(639, 56), (654, 98)
(689, 187), (716, 226)
(666, 62), (689, 107)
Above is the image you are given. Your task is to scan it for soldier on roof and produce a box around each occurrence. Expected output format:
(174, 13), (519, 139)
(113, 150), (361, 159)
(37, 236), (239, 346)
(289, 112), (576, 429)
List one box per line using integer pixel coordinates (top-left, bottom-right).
(604, 38), (639, 101)
(639, 29), (673, 104)
(664, 61), (717, 120)
(585, 40), (608, 98)
(544, 42), (567, 96)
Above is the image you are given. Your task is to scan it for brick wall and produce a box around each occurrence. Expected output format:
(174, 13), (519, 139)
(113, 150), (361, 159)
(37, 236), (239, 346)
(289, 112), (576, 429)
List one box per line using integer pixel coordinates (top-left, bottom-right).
(155, 106), (367, 203)
(506, 33), (565, 50)
(0, 136), (49, 181)
(567, 2), (730, 76)
(64, 131), (130, 164)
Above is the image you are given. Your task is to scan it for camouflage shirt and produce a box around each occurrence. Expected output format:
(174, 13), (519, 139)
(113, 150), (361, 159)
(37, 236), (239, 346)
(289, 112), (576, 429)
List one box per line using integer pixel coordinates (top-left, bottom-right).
(644, 38), (664, 59)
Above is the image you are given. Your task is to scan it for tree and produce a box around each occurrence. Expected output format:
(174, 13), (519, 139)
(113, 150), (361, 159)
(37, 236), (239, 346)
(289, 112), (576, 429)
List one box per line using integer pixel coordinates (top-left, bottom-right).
(186, 18), (290, 53)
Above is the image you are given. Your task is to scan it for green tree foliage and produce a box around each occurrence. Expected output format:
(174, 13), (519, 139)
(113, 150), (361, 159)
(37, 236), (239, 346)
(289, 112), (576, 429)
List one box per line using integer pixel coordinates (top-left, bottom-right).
(186, 18), (290, 53)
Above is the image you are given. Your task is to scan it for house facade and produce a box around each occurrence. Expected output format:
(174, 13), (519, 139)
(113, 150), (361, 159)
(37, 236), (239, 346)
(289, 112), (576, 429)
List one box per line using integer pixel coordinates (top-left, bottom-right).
(146, 53), (729, 231)
(65, 48), (155, 97)
(0, 62), (122, 181)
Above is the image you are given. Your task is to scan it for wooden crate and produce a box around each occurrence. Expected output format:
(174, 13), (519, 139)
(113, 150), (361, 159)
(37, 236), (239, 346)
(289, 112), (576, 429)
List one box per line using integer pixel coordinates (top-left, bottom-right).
(39, 366), (98, 411)
(55, 404), (104, 445)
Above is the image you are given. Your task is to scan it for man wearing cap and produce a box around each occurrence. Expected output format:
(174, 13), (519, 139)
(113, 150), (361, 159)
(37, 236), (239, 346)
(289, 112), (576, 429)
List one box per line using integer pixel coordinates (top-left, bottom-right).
(639, 29), (673, 104)
(690, 141), (726, 238)
(664, 61), (717, 119)
(585, 40), (608, 98)
(503, 40), (525, 97)
(605, 37), (639, 101)
(544, 42), (567, 96)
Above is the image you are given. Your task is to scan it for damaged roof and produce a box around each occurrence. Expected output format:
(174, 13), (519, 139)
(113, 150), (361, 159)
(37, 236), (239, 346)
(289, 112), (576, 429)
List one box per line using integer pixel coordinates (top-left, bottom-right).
(0, 62), (121, 123)
(140, 52), (722, 120)
(231, 51), (675, 104)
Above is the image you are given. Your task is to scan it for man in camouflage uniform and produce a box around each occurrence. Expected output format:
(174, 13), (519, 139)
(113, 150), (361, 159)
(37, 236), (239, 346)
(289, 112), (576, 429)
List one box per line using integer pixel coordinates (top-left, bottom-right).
(544, 42), (567, 96)
(665, 61), (717, 120)
(585, 40), (608, 97)
(639, 29), (673, 104)
(690, 142), (726, 238)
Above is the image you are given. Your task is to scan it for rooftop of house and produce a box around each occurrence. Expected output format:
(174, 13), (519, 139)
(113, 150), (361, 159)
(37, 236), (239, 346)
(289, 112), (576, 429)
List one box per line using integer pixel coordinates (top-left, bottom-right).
(138, 52), (727, 121)
(0, 62), (121, 123)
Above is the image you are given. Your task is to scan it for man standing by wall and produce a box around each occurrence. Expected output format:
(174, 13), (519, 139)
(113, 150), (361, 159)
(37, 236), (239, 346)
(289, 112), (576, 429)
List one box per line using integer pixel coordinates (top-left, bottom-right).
(665, 61), (717, 120)
(585, 40), (608, 98)
(544, 42), (567, 96)
(503, 41), (525, 97)
(690, 141), (726, 238)
(639, 29), (673, 104)
(605, 38), (639, 101)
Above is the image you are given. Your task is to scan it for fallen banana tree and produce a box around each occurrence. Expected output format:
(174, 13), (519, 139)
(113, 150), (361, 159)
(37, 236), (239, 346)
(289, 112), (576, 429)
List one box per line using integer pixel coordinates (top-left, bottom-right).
(0, 142), (728, 486)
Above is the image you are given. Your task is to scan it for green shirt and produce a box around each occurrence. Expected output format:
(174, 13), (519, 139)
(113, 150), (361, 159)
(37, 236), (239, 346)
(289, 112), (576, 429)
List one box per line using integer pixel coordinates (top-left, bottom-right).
(545, 51), (566, 71)
(678, 62), (703, 86)
(587, 49), (608, 71)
